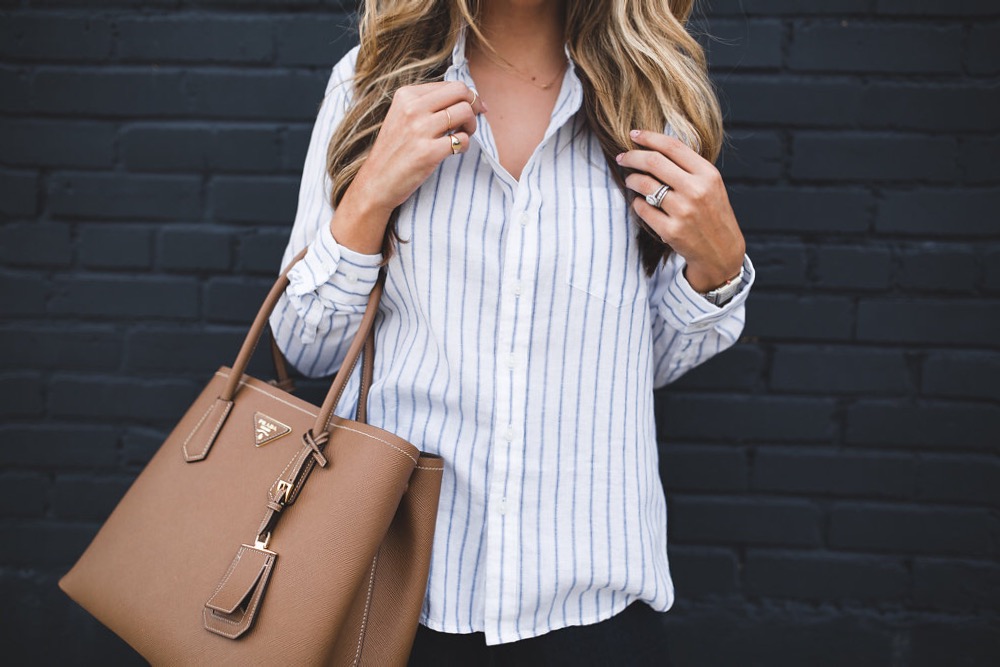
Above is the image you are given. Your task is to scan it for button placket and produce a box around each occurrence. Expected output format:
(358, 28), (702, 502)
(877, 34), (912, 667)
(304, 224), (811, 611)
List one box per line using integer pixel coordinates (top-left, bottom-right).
(484, 196), (538, 635)
(465, 55), (574, 639)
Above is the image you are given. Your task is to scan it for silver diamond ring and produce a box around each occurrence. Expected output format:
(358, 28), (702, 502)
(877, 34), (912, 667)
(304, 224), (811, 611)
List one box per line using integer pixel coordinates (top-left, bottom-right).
(645, 183), (671, 209)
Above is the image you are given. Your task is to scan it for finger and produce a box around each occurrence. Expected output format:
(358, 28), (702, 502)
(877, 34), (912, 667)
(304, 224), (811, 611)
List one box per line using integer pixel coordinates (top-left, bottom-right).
(430, 101), (478, 138)
(452, 100), (478, 135)
(418, 80), (488, 116)
(616, 149), (690, 189)
(631, 196), (677, 245)
(624, 172), (682, 218)
(629, 129), (707, 175)
(406, 81), (456, 96)
(431, 85), (488, 113)
(624, 172), (668, 201)
(437, 131), (471, 160)
(391, 82), (453, 105)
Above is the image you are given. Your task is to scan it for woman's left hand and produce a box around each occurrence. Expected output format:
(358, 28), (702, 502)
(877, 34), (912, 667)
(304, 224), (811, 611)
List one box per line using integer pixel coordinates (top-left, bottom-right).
(616, 129), (746, 294)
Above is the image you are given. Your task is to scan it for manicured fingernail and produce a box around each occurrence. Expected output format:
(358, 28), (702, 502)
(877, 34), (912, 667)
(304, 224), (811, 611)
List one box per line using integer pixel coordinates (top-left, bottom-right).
(630, 129), (640, 139)
(615, 152), (624, 163)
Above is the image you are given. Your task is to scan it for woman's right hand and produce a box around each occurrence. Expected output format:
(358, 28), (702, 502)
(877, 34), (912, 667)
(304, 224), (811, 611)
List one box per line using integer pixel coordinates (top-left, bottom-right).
(332, 81), (486, 254)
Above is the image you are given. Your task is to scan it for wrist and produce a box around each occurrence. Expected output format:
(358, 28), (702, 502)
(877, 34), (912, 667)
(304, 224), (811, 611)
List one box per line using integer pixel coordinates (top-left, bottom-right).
(332, 184), (392, 256)
(683, 260), (742, 294)
(684, 260), (745, 307)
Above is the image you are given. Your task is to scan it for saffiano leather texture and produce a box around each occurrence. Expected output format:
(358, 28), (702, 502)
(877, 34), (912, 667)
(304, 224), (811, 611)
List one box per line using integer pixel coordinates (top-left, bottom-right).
(58, 248), (444, 665)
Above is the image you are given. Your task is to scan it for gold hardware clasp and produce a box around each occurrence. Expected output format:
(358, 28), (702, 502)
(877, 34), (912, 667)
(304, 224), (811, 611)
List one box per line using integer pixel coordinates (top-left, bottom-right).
(275, 480), (293, 505)
(254, 531), (272, 551)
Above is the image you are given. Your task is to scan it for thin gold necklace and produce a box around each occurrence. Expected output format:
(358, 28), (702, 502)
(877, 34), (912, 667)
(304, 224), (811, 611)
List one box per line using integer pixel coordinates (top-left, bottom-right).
(471, 39), (567, 91)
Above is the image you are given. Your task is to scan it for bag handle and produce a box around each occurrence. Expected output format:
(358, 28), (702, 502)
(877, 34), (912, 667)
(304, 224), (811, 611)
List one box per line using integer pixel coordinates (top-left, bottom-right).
(202, 253), (396, 628)
(267, 334), (295, 393)
(183, 245), (385, 463)
(265, 322), (372, 412)
(221, 246), (385, 434)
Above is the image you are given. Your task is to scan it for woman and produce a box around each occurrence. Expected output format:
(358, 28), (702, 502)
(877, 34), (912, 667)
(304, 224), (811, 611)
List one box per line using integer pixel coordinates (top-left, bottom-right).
(271, 0), (754, 664)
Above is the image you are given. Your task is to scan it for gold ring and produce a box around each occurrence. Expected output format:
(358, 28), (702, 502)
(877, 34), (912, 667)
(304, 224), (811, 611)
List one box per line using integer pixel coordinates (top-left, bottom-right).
(445, 108), (453, 132)
(470, 89), (479, 108)
(450, 134), (462, 154)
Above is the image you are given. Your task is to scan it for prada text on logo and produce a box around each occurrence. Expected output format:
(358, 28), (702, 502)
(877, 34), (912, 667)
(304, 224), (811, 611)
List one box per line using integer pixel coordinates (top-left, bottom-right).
(254, 412), (291, 447)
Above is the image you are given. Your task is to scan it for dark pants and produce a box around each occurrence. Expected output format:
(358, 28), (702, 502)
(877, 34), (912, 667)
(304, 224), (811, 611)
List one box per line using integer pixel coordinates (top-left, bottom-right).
(408, 600), (676, 666)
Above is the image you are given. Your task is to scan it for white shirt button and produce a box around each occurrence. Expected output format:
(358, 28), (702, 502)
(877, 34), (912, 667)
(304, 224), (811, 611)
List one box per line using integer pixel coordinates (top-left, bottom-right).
(499, 497), (507, 515)
(346, 271), (358, 283)
(519, 212), (529, 226)
(504, 426), (514, 442)
(513, 281), (522, 297)
(506, 354), (516, 369)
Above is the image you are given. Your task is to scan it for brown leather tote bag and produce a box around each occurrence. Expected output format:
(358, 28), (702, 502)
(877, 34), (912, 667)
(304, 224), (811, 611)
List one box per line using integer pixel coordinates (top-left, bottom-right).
(58, 249), (444, 666)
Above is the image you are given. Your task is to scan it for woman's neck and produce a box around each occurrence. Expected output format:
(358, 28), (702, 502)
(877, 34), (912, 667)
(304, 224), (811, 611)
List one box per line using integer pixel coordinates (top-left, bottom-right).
(476, 0), (566, 73)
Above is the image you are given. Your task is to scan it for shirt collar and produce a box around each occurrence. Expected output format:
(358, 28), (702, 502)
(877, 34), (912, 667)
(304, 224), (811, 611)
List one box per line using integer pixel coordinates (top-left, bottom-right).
(449, 22), (470, 70)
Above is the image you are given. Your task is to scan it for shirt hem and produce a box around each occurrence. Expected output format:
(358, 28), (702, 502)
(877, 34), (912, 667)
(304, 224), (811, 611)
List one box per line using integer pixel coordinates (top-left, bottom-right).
(419, 594), (672, 646)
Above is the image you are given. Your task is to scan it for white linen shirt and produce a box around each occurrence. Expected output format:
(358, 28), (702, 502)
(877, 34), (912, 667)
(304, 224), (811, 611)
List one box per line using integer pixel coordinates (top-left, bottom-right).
(270, 27), (755, 646)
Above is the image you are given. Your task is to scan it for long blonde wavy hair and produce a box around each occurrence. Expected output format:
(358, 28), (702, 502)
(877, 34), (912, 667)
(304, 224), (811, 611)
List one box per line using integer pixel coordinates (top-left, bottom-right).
(326, 0), (723, 276)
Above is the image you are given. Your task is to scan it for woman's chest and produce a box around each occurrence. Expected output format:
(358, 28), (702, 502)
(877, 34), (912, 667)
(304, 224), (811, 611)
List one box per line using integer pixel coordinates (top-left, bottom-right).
(391, 120), (649, 315)
(474, 85), (561, 182)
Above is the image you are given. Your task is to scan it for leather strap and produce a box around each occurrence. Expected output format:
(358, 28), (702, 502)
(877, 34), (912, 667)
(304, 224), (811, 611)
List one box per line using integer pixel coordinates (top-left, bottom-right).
(356, 329), (375, 424)
(267, 334), (295, 393)
(315, 271), (383, 433)
(222, 246), (388, 546)
(220, 246), (385, 433)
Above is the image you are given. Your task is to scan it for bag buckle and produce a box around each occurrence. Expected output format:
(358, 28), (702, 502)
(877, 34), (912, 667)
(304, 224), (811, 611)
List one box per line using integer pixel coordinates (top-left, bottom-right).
(274, 479), (293, 505)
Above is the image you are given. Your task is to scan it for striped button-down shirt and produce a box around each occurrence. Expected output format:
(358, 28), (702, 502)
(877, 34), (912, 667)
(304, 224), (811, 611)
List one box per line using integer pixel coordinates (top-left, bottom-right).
(271, 26), (755, 646)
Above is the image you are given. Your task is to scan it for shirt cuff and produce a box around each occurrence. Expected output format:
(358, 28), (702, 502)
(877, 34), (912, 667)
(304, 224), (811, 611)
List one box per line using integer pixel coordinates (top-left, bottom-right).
(286, 220), (383, 305)
(654, 251), (755, 333)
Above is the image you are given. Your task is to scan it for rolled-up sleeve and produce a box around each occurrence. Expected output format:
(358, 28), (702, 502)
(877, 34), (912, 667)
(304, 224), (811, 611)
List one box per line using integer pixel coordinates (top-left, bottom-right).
(647, 249), (755, 388)
(270, 45), (383, 375)
(284, 220), (383, 343)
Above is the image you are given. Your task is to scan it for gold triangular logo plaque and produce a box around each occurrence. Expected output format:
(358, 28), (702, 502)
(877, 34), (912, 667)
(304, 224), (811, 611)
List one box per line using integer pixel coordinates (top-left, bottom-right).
(253, 412), (291, 447)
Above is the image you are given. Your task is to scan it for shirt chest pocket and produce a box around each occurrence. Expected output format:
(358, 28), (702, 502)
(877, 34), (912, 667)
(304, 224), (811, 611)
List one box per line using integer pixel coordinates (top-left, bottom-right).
(562, 186), (645, 308)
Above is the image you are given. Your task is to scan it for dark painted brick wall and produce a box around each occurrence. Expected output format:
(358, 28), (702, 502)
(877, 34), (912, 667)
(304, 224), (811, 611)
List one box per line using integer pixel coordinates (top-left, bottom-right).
(1, 1), (998, 664)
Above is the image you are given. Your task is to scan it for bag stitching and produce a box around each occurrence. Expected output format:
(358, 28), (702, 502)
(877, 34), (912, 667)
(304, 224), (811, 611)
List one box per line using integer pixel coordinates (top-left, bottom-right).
(204, 551), (274, 637)
(289, 456), (315, 500)
(269, 448), (306, 503)
(353, 551), (380, 666)
(201, 401), (232, 459)
(181, 401), (215, 460)
(205, 546), (247, 609)
(327, 350), (362, 432)
(330, 422), (417, 465)
(214, 370), (421, 464)
(214, 371), (318, 417)
(182, 400), (231, 461)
